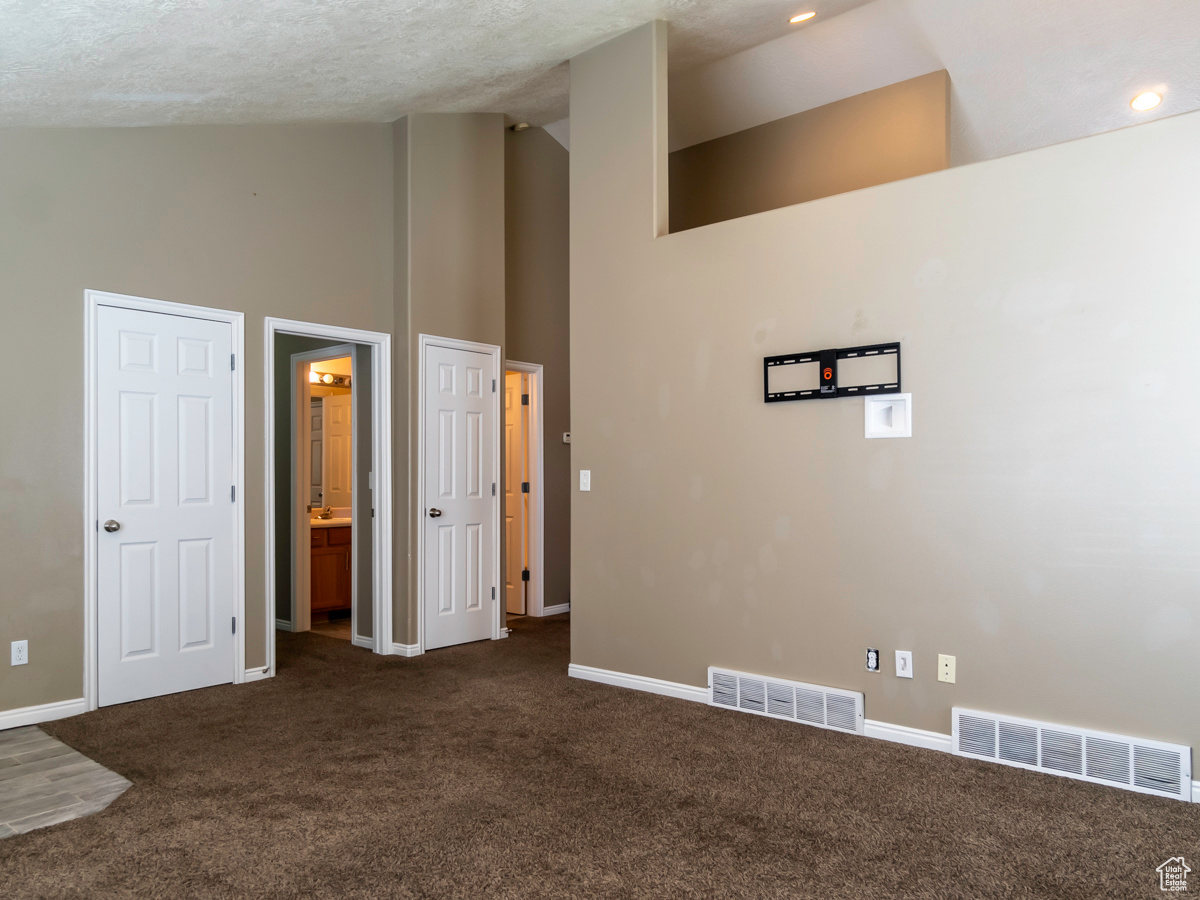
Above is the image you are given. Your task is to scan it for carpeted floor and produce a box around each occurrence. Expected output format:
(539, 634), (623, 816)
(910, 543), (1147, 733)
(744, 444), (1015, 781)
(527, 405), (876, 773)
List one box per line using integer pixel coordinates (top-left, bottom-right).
(2, 615), (1197, 898)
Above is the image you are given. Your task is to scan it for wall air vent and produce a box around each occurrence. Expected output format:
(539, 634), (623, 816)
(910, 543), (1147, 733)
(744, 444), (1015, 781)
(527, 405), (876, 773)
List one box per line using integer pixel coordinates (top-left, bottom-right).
(708, 667), (864, 735)
(952, 708), (1192, 802)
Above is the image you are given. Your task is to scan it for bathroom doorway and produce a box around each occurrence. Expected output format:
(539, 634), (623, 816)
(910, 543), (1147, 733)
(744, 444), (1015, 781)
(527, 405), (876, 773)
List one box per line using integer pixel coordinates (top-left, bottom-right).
(265, 320), (394, 674)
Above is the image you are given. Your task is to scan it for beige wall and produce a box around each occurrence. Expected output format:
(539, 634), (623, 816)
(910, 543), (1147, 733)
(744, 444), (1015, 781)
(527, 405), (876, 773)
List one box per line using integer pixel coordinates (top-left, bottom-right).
(570, 23), (1200, 748)
(0, 124), (393, 713)
(669, 70), (950, 233)
(505, 126), (572, 609)
(399, 113), (507, 644)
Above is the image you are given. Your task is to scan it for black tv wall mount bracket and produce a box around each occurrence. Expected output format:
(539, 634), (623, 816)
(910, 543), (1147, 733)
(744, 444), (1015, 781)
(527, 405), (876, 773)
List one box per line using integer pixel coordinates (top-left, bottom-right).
(764, 341), (901, 403)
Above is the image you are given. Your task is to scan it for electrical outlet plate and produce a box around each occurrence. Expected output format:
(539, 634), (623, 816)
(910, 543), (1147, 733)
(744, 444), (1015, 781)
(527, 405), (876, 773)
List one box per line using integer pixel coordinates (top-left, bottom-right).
(562, 432), (572, 444)
(866, 648), (880, 672)
(11, 640), (28, 666)
(579, 469), (591, 492)
(895, 650), (913, 678)
(938, 654), (956, 683)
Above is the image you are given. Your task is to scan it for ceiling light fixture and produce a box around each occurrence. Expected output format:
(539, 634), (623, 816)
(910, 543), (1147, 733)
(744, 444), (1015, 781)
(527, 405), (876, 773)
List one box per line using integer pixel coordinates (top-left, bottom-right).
(790, 11), (816, 23)
(1131, 91), (1162, 112)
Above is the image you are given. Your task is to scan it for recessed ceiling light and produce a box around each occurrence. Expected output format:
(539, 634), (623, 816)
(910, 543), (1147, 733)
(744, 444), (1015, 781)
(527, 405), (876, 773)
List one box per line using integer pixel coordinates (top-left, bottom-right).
(1131, 91), (1162, 112)
(790, 11), (816, 23)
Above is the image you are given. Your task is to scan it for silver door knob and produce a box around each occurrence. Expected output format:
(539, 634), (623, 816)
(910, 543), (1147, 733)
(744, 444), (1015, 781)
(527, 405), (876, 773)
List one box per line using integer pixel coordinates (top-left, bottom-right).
(103, 520), (121, 533)
(428, 508), (442, 518)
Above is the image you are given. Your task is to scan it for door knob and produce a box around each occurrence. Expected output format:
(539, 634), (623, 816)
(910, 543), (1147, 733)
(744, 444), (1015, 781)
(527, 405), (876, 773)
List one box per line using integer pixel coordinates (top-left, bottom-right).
(103, 519), (121, 533)
(428, 508), (442, 518)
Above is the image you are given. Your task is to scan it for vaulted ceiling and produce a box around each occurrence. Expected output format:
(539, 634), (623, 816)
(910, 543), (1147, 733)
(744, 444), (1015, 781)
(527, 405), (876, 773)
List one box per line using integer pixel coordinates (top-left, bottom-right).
(0, 0), (870, 127)
(3, 0), (1197, 168)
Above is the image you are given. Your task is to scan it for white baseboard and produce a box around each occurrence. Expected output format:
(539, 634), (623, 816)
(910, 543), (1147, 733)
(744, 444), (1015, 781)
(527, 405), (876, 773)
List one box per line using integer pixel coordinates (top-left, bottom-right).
(568, 663), (709, 704)
(243, 668), (273, 683)
(274, 618), (294, 632)
(865, 718), (953, 753)
(391, 642), (422, 657)
(1194, 781), (1200, 803)
(540, 603), (571, 617)
(0, 697), (88, 731)
(352, 635), (374, 650)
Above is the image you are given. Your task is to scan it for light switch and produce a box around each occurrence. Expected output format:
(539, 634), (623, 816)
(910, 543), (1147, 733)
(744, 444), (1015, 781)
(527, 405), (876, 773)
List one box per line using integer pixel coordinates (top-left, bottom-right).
(579, 469), (591, 492)
(895, 650), (913, 678)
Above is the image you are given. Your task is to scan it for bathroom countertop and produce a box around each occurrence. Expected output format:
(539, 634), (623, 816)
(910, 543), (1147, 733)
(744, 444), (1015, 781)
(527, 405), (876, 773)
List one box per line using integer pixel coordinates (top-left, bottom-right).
(310, 517), (353, 528)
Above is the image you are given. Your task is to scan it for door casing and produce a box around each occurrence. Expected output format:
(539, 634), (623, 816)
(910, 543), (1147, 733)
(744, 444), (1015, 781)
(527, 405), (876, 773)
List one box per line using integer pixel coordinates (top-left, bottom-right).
(416, 334), (504, 655)
(83, 289), (247, 712)
(265, 318), (394, 669)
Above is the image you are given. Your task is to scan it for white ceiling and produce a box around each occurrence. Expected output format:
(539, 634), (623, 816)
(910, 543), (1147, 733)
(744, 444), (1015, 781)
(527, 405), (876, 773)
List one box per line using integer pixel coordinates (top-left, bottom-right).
(671, 0), (1200, 164)
(0, 0), (871, 127)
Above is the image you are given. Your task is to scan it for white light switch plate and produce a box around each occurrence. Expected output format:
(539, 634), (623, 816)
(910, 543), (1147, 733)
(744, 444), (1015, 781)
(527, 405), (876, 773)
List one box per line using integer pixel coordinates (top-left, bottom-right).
(895, 650), (913, 678)
(579, 469), (591, 491)
(11, 640), (28, 666)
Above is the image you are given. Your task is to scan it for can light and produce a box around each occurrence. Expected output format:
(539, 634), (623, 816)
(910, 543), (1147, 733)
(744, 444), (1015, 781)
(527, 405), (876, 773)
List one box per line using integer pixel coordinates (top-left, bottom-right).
(790, 11), (816, 23)
(1131, 91), (1162, 112)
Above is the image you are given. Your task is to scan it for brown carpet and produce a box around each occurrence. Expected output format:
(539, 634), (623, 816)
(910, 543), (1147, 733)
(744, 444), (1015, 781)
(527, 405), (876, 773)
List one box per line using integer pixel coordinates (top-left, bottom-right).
(2, 615), (1197, 899)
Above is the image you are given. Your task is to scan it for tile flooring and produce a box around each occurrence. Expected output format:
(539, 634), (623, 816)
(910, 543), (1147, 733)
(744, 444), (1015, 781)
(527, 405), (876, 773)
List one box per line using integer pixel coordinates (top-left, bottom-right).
(0, 726), (130, 837)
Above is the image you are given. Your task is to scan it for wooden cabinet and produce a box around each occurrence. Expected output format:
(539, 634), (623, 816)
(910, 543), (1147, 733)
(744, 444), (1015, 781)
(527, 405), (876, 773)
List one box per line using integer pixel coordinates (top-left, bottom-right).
(311, 526), (352, 614)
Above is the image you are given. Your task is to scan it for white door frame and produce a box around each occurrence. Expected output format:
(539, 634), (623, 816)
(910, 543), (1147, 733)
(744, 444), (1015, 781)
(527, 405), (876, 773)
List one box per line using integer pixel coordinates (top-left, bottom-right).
(83, 289), (246, 711)
(286, 343), (355, 637)
(416, 334), (504, 655)
(265, 318), (394, 672)
(504, 360), (546, 617)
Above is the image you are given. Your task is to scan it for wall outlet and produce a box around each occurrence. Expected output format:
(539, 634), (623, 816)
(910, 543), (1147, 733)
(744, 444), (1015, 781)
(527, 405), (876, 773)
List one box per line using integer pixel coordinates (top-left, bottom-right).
(562, 432), (572, 444)
(865, 648), (880, 672)
(895, 650), (913, 678)
(11, 640), (28, 666)
(579, 469), (591, 491)
(938, 654), (956, 683)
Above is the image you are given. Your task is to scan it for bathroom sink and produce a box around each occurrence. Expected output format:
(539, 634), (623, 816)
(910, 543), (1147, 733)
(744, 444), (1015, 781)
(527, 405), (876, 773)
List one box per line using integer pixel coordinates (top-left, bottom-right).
(310, 517), (353, 528)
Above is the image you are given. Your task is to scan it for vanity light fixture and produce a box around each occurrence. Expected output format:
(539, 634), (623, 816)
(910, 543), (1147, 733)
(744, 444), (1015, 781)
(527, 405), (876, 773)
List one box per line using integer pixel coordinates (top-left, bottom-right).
(789, 11), (816, 23)
(1131, 91), (1162, 112)
(309, 370), (352, 388)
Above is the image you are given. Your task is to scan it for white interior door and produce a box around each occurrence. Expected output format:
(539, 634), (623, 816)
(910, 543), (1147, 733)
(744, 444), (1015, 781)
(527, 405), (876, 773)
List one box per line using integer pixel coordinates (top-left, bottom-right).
(504, 372), (528, 615)
(322, 393), (352, 512)
(96, 306), (236, 706)
(309, 398), (323, 507)
(424, 344), (496, 650)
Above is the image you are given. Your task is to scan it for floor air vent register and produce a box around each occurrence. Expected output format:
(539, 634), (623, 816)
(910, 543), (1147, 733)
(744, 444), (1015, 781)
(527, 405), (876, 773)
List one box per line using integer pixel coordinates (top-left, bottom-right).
(708, 667), (864, 735)
(953, 707), (1191, 802)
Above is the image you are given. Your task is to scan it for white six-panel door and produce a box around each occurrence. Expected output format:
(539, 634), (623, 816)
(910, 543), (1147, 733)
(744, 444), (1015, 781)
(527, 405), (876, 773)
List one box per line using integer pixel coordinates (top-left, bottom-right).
(96, 306), (236, 706)
(504, 371), (528, 615)
(423, 344), (497, 650)
(322, 393), (353, 511)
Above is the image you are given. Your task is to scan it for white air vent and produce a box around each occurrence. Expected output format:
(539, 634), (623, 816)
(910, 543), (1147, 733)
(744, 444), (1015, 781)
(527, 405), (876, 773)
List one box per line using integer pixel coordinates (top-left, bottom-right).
(708, 667), (864, 735)
(952, 707), (1192, 802)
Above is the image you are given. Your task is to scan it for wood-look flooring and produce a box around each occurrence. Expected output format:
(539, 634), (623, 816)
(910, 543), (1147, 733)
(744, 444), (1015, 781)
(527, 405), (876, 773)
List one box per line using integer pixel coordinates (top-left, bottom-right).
(0, 726), (130, 837)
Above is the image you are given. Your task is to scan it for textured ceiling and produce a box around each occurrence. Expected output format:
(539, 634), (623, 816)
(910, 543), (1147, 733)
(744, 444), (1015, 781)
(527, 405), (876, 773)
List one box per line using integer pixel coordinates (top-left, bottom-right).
(667, 0), (1200, 163)
(0, 0), (872, 127)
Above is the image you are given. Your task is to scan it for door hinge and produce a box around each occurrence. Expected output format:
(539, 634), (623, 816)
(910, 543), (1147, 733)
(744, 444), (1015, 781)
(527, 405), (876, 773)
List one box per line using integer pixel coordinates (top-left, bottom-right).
(521, 482), (530, 494)
(492, 378), (497, 392)
(521, 568), (530, 582)
(492, 482), (496, 497)
(232, 617), (237, 634)
(231, 485), (236, 502)
(231, 353), (236, 371)
(521, 393), (529, 406)
(371, 508), (375, 518)
(491, 586), (496, 600)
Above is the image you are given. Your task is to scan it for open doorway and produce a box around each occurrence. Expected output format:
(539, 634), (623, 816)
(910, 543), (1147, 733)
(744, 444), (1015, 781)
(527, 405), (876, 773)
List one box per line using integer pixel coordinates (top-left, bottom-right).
(504, 361), (544, 622)
(302, 349), (355, 640)
(265, 319), (393, 673)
